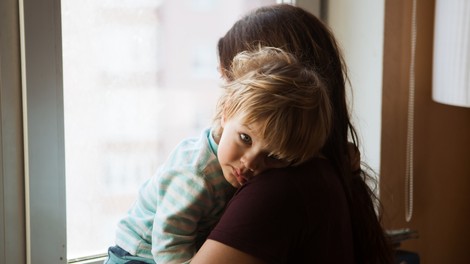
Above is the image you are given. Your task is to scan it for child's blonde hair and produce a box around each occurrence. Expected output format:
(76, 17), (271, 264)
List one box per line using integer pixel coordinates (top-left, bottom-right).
(213, 47), (332, 165)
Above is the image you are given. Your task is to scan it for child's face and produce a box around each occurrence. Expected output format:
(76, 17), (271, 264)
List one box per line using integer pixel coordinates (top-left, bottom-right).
(217, 113), (290, 188)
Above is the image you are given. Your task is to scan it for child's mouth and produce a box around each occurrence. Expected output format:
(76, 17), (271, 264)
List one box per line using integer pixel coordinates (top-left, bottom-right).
(234, 168), (248, 185)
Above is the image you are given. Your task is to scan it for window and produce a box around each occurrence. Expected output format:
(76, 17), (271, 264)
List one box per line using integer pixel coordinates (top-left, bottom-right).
(62, 0), (277, 261)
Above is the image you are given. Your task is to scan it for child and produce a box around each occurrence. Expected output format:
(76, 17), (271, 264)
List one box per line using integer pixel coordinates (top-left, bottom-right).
(105, 46), (332, 264)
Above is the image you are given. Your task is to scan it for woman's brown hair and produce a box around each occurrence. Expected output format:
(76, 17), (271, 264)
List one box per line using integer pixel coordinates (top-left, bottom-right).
(218, 4), (393, 264)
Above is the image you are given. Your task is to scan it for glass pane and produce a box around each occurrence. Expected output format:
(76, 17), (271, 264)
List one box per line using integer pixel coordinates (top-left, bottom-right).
(62, 0), (276, 260)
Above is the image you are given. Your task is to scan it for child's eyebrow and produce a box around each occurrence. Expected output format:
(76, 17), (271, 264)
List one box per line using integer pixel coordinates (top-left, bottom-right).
(244, 124), (255, 131)
(243, 124), (262, 139)
(239, 121), (255, 132)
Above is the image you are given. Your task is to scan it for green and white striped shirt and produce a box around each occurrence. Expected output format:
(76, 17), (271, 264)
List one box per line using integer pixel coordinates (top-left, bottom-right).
(115, 128), (235, 263)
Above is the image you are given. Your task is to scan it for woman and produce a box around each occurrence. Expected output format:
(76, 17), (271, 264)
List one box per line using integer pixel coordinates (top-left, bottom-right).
(192, 4), (393, 264)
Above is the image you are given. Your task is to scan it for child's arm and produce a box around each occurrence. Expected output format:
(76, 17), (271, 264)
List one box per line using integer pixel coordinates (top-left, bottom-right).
(150, 168), (213, 263)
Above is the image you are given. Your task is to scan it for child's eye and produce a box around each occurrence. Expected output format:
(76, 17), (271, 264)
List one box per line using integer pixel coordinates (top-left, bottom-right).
(239, 133), (252, 144)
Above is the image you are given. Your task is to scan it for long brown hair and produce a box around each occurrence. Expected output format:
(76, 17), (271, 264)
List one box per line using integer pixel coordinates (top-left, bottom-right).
(218, 4), (393, 264)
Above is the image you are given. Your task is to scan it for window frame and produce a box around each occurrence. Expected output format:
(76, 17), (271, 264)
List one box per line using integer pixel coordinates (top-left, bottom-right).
(0, 0), (27, 263)
(20, 0), (67, 263)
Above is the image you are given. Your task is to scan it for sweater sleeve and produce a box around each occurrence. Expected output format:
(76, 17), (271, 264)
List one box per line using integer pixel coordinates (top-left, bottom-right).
(115, 129), (231, 263)
(150, 168), (213, 264)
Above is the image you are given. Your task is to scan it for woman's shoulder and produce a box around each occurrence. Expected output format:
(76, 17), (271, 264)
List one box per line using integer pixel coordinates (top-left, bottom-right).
(246, 158), (339, 194)
(244, 157), (352, 233)
(233, 157), (348, 221)
(209, 157), (354, 263)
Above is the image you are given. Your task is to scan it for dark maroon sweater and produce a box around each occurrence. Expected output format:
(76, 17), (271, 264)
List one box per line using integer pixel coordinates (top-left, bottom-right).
(208, 158), (354, 263)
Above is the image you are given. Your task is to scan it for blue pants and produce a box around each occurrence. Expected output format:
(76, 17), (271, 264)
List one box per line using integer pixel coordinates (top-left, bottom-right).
(395, 250), (420, 264)
(104, 246), (155, 264)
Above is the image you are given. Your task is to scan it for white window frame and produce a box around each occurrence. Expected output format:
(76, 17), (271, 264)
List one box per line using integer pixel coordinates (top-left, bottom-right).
(20, 0), (67, 263)
(0, 0), (321, 263)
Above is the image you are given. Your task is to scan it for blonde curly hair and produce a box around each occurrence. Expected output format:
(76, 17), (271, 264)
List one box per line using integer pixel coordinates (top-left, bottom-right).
(213, 47), (332, 165)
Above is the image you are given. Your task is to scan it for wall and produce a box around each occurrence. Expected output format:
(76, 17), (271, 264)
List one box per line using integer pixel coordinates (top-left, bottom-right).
(326, 0), (385, 174)
(380, 0), (470, 263)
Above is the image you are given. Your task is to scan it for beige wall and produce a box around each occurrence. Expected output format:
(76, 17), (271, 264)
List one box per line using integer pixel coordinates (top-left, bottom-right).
(327, 0), (385, 174)
(380, 0), (470, 263)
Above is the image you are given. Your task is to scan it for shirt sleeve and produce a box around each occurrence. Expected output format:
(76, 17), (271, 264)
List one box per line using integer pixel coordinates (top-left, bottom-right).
(150, 168), (213, 263)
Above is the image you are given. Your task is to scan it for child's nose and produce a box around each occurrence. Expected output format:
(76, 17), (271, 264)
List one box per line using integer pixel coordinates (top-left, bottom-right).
(241, 152), (262, 172)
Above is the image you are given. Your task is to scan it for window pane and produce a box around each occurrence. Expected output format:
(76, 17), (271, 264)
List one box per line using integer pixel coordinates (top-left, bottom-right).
(62, 0), (276, 260)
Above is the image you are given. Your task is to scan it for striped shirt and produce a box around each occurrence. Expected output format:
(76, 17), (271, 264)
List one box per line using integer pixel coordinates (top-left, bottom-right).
(115, 128), (236, 263)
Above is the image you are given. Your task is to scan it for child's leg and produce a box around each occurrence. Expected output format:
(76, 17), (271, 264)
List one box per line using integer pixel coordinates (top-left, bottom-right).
(104, 246), (155, 264)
